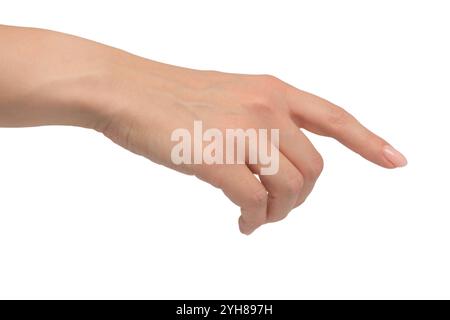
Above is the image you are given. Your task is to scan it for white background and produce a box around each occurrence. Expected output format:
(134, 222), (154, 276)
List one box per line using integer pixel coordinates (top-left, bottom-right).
(0, 0), (449, 299)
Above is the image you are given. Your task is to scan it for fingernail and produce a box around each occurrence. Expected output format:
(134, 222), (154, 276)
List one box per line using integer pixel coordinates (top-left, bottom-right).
(383, 145), (408, 168)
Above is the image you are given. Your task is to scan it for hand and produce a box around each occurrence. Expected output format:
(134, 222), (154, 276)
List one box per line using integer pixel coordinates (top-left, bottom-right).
(94, 59), (407, 235)
(0, 26), (407, 235)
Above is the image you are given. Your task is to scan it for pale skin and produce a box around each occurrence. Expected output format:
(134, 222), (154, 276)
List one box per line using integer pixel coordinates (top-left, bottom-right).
(0, 25), (407, 235)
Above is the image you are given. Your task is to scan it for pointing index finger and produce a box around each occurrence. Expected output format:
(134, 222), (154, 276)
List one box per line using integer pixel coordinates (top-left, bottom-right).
(285, 85), (407, 168)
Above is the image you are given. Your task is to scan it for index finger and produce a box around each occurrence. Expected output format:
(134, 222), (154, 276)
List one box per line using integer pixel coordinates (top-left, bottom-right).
(285, 85), (407, 168)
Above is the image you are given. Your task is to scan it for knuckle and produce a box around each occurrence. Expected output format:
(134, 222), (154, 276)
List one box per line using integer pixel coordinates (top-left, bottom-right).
(247, 187), (268, 208)
(256, 74), (281, 86)
(308, 153), (324, 178)
(244, 100), (275, 118)
(283, 173), (304, 196)
(254, 99), (275, 113)
(327, 106), (351, 131)
(243, 75), (284, 115)
(245, 93), (276, 114)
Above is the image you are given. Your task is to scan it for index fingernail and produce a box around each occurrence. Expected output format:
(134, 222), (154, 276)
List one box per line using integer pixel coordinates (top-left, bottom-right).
(383, 145), (408, 168)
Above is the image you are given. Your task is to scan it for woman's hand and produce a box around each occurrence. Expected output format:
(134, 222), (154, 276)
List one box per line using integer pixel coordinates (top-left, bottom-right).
(0, 26), (407, 234)
(97, 62), (407, 234)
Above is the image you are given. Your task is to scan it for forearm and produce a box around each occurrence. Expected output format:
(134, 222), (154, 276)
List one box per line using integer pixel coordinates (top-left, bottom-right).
(0, 25), (129, 129)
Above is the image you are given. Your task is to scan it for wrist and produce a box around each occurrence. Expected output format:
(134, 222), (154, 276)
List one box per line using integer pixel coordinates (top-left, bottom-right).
(53, 59), (133, 132)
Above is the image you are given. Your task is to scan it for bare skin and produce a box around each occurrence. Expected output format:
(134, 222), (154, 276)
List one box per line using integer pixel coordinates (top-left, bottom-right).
(0, 25), (407, 234)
